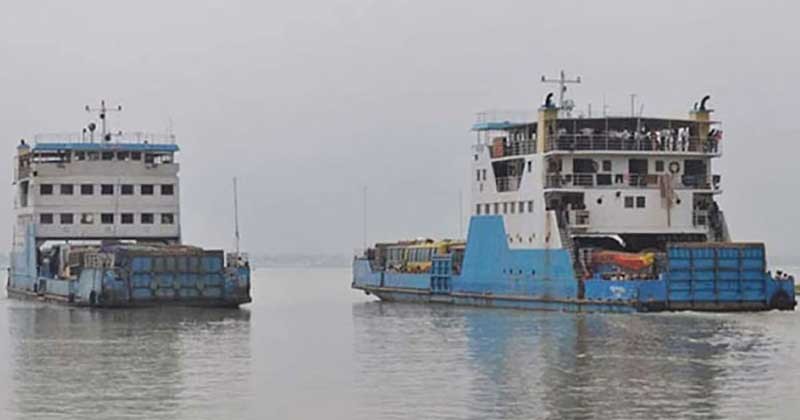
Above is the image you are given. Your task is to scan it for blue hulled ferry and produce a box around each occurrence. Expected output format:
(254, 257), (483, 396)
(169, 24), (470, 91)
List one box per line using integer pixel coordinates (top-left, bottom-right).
(6, 102), (251, 308)
(353, 74), (795, 312)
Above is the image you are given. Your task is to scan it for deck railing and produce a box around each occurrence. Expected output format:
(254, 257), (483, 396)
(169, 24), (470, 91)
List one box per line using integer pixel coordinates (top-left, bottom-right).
(545, 173), (721, 190)
(495, 176), (522, 192)
(489, 140), (537, 158)
(546, 134), (721, 155)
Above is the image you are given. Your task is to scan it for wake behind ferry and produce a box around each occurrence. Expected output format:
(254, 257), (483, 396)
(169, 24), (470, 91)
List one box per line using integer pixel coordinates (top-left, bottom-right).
(353, 74), (796, 313)
(6, 102), (251, 308)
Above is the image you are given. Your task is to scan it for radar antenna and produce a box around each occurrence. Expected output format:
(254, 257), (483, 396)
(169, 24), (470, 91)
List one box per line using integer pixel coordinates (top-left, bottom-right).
(540, 70), (581, 113)
(85, 100), (122, 142)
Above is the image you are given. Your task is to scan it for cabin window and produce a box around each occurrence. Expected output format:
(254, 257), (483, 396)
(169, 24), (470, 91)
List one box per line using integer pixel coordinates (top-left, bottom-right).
(527, 161), (532, 173)
(161, 184), (174, 195)
(121, 213), (134, 224)
(87, 152), (100, 161)
(60, 184), (73, 195)
(121, 184), (134, 195)
(636, 196), (646, 208)
(624, 196), (634, 208)
(493, 203), (499, 214)
(510, 202), (516, 214)
(101, 184), (114, 195)
(101, 152), (114, 160)
(528, 201), (534, 212)
(161, 213), (175, 224)
(141, 213), (154, 224)
(476, 170), (480, 182)
(75, 152), (86, 161)
(39, 184), (53, 195)
(80, 213), (94, 224)
(484, 204), (490, 215)
(144, 154), (155, 164)
(40, 213), (53, 224)
(141, 184), (154, 195)
(475, 204), (481, 215)
(518, 201), (525, 213)
(503, 202), (508, 214)
(131, 152), (142, 161)
(602, 160), (612, 172)
(101, 213), (114, 224)
(80, 184), (93, 195)
(655, 160), (665, 172)
(116, 151), (130, 161)
(59, 213), (73, 224)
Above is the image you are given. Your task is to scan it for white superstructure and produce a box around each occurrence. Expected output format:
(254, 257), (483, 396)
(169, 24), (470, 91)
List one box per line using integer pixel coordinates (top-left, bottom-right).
(13, 102), (181, 244)
(470, 82), (726, 254)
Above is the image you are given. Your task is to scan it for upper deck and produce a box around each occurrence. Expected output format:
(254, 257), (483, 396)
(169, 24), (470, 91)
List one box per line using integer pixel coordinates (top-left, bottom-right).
(473, 114), (722, 159)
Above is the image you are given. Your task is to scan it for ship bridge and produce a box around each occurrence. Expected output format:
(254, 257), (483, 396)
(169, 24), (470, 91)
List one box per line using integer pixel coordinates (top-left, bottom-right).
(14, 107), (182, 244)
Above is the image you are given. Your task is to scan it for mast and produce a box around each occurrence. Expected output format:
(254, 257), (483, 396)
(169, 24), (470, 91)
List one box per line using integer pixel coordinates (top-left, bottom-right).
(541, 70), (581, 111)
(233, 177), (241, 254)
(85, 100), (122, 142)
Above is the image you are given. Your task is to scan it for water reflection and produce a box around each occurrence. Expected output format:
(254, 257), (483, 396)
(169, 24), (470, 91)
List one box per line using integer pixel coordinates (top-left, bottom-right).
(6, 302), (251, 420)
(352, 302), (793, 420)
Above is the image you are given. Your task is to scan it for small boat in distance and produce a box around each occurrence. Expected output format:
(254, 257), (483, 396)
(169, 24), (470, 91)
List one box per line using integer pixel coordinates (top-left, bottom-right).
(6, 101), (251, 307)
(353, 73), (796, 312)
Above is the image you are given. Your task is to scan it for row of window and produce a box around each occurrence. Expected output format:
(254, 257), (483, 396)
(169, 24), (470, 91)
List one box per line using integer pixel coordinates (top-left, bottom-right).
(39, 212), (176, 225)
(476, 201), (534, 216)
(39, 183), (174, 196)
(624, 196), (647, 209)
(74, 151), (172, 164)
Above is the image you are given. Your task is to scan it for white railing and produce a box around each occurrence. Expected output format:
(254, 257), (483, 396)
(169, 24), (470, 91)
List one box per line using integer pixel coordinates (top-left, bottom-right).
(489, 140), (537, 158)
(474, 109), (536, 125)
(545, 174), (721, 191)
(495, 176), (521, 192)
(546, 135), (721, 155)
(34, 131), (176, 145)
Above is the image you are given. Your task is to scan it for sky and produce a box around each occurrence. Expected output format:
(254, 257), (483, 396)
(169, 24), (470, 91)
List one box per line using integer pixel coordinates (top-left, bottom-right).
(0, 0), (798, 256)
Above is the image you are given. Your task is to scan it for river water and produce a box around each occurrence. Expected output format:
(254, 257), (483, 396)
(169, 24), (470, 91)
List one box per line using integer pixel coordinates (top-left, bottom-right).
(0, 268), (798, 420)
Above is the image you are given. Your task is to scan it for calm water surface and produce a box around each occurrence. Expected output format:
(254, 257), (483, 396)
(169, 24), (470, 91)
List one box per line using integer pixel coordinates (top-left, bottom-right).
(0, 268), (798, 419)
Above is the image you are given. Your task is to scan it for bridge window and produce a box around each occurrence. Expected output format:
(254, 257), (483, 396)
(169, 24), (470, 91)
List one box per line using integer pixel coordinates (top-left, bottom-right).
(101, 184), (114, 195)
(101, 213), (114, 224)
(40, 213), (53, 224)
(80, 213), (94, 224)
(59, 213), (73, 224)
(131, 152), (142, 161)
(161, 213), (175, 224)
(121, 213), (134, 224)
(101, 152), (114, 161)
(81, 184), (93, 195)
(141, 184), (154, 195)
(116, 151), (130, 161)
(39, 184), (53, 195)
(60, 184), (73, 195)
(161, 184), (174, 195)
(121, 184), (134, 195)
(141, 213), (154, 224)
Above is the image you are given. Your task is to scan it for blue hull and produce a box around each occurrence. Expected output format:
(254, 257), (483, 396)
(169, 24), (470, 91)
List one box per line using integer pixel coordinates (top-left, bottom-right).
(352, 216), (796, 313)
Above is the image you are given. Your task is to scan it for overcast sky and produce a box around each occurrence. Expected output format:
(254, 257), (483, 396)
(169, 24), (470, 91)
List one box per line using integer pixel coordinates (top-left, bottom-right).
(0, 0), (798, 256)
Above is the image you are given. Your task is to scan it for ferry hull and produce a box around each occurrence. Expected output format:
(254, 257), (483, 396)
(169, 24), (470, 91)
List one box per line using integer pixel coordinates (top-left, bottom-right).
(352, 217), (796, 313)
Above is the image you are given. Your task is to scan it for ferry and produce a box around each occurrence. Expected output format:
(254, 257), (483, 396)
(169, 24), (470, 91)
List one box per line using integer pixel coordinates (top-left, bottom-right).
(6, 102), (251, 308)
(353, 73), (796, 312)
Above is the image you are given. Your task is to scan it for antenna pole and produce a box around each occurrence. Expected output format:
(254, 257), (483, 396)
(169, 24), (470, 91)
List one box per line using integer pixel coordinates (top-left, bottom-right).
(85, 100), (122, 142)
(362, 186), (367, 250)
(233, 177), (240, 254)
(458, 189), (463, 238)
(541, 69), (581, 109)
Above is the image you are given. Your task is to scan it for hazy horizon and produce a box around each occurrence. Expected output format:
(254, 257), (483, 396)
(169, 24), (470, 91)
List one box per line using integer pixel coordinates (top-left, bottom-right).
(1, 1), (799, 256)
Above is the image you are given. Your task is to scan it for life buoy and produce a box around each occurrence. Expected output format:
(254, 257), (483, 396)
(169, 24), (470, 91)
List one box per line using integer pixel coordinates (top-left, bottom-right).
(668, 161), (680, 174)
